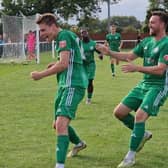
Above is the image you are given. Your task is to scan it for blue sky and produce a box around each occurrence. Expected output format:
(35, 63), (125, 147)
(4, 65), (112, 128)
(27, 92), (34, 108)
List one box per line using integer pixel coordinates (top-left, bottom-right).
(99, 0), (149, 21)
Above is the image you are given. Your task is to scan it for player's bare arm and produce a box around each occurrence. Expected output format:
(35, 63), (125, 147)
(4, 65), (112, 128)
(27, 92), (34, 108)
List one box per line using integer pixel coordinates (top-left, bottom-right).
(47, 62), (56, 69)
(122, 62), (167, 75)
(31, 51), (70, 80)
(119, 40), (123, 50)
(96, 43), (137, 62)
(104, 40), (109, 47)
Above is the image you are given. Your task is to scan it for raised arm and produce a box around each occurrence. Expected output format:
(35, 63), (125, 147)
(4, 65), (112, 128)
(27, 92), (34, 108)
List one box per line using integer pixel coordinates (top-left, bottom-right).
(96, 43), (137, 62)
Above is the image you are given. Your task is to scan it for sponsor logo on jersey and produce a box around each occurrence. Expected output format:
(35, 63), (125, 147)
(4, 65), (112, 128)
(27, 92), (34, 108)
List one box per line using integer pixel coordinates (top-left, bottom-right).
(144, 105), (148, 110)
(145, 57), (155, 64)
(57, 108), (61, 113)
(59, 40), (67, 48)
(153, 47), (159, 53)
(144, 46), (147, 49)
(144, 46), (148, 51)
(90, 46), (94, 50)
(131, 133), (136, 137)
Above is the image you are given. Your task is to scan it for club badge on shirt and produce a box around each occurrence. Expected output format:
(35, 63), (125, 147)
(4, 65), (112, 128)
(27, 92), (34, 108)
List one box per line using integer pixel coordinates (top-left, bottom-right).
(59, 41), (67, 48)
(164, 55), (168, 61)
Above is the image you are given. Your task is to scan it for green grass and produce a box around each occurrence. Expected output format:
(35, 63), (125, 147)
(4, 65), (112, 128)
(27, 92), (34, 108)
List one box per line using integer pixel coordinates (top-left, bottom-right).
(0, 51), (168, 168)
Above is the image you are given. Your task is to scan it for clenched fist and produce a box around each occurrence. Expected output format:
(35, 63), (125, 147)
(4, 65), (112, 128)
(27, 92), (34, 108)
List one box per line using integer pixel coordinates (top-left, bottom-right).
(31, 71), (43, 80)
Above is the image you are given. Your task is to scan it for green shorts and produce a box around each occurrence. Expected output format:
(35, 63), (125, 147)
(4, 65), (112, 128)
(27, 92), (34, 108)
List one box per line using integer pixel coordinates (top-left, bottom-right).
(54, 87), (85, 119)
(122, 83), (167, 116)
(84, 62), (96, 80)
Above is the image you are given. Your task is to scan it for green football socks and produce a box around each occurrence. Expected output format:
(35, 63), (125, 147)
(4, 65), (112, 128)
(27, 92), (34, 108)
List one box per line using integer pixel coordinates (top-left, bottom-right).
(88, 92), (92, 99)
(56, 135), (69, 164)
(111, 63), (115, 74)
(120, 113), (134, 130)
(130, 122), (145, 151)
(68, 126), (81, 145)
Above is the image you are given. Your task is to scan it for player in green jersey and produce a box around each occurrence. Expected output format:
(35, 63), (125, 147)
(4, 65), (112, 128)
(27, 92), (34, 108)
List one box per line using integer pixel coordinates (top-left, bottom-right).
(105, 23), (123, 77)
(31, 13), (88, 168)
(80, 29), (103, 104)
(96, 10), (168, 167)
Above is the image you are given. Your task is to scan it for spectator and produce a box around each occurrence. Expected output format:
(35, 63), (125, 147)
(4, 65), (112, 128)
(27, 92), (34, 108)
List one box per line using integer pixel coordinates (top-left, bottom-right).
(27, 30), (36, 60)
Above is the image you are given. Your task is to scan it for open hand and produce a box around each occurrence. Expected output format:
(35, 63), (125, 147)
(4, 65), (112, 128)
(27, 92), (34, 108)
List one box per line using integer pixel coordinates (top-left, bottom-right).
(96, 43), (110, 55)
(121, 59), (138, 73)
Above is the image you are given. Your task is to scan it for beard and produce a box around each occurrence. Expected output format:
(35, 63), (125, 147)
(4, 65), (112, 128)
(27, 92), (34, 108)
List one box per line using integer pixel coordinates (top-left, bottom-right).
(82, 36), (90, 43)
(150, 32), (156, 36)
(149, 27), (160, 37)
(149, 29), (156, 36)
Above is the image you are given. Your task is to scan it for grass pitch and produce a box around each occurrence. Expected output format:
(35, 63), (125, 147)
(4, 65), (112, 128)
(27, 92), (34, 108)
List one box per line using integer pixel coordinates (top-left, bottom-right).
(0, 51), (167, 168)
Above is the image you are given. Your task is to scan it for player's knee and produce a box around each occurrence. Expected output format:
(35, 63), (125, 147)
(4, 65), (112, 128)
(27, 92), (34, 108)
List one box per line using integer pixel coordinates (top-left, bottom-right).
(55, 120), (67, 134)
(113, 107), (122, 119)
(113, 106), (126, 119)
(135, 110), (148, 122)
(52, 120), (56, 129)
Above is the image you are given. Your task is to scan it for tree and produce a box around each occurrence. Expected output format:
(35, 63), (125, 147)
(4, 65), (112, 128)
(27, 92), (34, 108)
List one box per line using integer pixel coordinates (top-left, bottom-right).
(75, 15), (142, 34)
(101, 16), (142, 33)
(77, 17), (103, 33)
(1, 0), (120, 21)
(101, 0), (121, 29)
(148, 0), (168, 9)
(143, 0), (168, 33)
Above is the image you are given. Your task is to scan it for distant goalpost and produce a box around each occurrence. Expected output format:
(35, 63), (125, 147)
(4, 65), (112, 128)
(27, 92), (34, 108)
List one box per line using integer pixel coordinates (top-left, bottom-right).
(0, 14), (55, 64)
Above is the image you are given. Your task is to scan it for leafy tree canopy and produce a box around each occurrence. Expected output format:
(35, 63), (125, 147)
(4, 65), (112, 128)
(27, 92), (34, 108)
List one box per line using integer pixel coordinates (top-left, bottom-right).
(1, 0), (120, 20)
(143, 0), (168, 32)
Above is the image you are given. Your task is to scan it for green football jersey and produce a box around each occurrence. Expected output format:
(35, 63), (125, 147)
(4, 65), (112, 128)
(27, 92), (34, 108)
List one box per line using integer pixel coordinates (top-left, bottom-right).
(133, 36), (168, 86)
(81, 40), (96, 64)
(106, 32), (121, 51)
(55, 30), (88, 88)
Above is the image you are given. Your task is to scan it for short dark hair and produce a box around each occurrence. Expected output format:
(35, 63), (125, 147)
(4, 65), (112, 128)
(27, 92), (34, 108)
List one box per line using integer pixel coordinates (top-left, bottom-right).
(80, 28), (88, 33)
(150, 8), (168, 32)
(36, 13), (59, 26)
(152, 10), (168, 25)
(110, 21), (118, 26)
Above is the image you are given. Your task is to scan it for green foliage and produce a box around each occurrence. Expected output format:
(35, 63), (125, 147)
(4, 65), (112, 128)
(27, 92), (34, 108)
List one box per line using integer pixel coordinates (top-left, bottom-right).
(1, 0), (100, 18)
(110, 16), (141, 29)
(0, 51), (168, 168)
(1, 0), (22, 15)
(122, 25), (138, 33)
(78, 17), (104, 33)
(101, 16), (142, 33)
(1, 0), (143, 33)
(76, 15), (142, 34)
(149, 0), (168, 9)
(1, 0), (120, 20)
(2, 0), (57, 15)
(143, 0), (168, 33)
